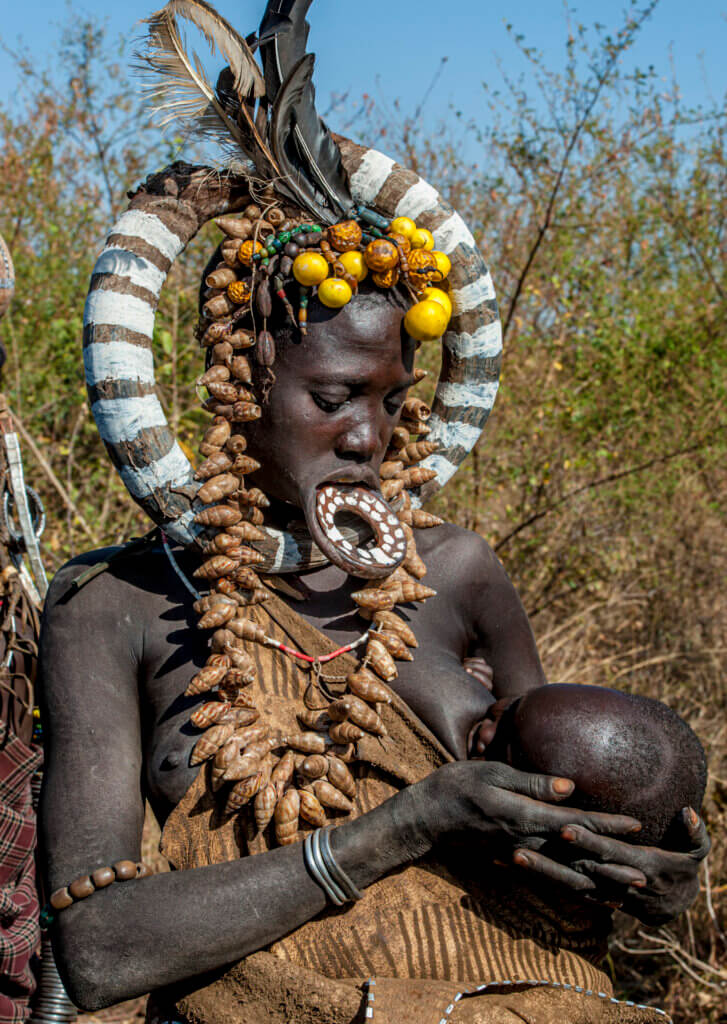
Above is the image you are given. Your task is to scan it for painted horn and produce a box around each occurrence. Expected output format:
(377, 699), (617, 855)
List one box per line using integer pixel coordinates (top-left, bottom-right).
(83, 147), (501, 559)
(0, 233), (14, 321)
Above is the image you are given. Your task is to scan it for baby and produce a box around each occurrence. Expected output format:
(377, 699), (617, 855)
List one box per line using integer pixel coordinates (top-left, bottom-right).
(472, 683), (707, 849)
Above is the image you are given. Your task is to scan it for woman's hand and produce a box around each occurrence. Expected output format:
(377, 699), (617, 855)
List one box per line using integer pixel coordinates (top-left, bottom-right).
(543, 806), (710, 924)
(419, 760), (642, 889)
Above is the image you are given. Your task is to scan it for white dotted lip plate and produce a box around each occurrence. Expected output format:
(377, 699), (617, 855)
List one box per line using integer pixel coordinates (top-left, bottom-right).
(315, 485), (407, 573)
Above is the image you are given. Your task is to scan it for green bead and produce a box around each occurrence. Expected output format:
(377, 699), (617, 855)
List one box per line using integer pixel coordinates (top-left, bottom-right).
(311, 225), (323, 233)
(278, 231), (291, 244)
(291, 226), (303, 235)
(266, 246), (277, 257)
(40, 906), (56, 930)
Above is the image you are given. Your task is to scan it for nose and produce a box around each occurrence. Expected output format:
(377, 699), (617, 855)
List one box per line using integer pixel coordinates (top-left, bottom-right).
(335, 412), (381, 464)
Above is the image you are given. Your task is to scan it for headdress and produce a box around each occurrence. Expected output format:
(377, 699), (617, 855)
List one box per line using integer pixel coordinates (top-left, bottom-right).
(81, 0), (503, 841)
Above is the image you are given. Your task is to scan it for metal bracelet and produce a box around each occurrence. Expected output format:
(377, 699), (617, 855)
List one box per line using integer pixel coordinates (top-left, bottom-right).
(303, 830), (346, 906)
(319, 826), (364, 902)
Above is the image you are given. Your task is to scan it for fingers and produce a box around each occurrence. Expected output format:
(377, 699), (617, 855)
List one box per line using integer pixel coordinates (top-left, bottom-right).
(488, 763), (575, 803)
(571, 859), (647, 889)
(463, 657), (494, 691)
(680, 807), (711, 859)
(561, 824), (646, 864)
(512, 848), (597, 892)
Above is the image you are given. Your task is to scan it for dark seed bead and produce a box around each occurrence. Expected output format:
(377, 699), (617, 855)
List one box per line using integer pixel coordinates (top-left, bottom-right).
(69, 875), (95, 900)
(92, 866), (116, 888)
(50, 887), (73, 910)
(284, 243), (299, 258)
(113, 859), (138, 881)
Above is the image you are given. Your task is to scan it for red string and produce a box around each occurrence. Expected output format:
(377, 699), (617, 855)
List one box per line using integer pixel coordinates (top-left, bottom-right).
(270, 638), (364, 664)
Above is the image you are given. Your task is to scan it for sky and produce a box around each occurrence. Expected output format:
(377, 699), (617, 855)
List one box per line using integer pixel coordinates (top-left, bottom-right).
(0, 0), (725, 149)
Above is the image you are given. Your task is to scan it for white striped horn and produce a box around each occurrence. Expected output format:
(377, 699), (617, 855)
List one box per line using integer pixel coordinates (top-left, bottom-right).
(83, 146), (501, 560)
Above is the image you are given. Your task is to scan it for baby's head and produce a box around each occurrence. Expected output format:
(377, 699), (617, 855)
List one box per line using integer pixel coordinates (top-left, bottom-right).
(484, 684), (707, 849)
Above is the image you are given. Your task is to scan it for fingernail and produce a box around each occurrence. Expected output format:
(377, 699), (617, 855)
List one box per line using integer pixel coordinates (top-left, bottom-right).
(629, 823), (642, 834)
(553, 778), (574, 795)
(513, 852), (530, 868)
(561, 827), (577, 841)
(688, 808), (699, 828)
(632, 878), (646, 889)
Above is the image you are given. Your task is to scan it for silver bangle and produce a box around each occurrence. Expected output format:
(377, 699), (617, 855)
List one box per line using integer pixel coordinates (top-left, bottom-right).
(303, 830), (346, 905)
(319, 826), (364, 902)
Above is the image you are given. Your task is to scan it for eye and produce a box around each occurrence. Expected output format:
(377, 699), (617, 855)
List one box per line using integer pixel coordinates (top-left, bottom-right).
(384, 389), (407, 416)
(311, 392), (346, 413)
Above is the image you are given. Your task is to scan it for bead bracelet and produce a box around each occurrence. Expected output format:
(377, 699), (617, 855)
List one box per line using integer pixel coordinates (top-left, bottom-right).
(40, 860), (153, 929)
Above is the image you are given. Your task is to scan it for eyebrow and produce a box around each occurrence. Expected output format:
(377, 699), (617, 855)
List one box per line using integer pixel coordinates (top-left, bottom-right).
(310, 374), (416, 390)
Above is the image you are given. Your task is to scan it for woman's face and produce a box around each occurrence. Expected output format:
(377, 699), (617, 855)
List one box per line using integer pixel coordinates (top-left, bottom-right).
(244, 291), (417, 514)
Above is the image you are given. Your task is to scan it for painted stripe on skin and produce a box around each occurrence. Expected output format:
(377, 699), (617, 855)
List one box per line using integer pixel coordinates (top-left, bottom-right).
(451, 274), (496, 315)
(108, 210), (184, 264)
(91, 395), (168, 443)
(426, 416), (484, 450)
(433, 214), (476, 255)
(394, 179), (440, 220)
(348, 151), (396, 203)
(164, 507), (205, 548)
(119, 443), (195, 499)
(95, 247), (167, 298)
(84, 341), (155, 386)
(444, 321), (503, 360)
(84, 290), (155, 339)
(436, 380), (499, 411)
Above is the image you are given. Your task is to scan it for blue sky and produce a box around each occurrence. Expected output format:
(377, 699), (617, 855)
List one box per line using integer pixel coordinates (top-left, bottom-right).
(1, 1), (725, 142)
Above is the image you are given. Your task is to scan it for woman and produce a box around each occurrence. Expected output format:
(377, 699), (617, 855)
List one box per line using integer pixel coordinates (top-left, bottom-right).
(38, 4), (708, 1022)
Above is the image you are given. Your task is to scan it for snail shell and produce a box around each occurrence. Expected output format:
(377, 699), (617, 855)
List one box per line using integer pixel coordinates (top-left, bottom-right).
(225, 433), (248, 455)
(224, 647), (255, 674)
(328, 721), (364, 744)
(201, 322), (232, 346)
(198, 365), (230, 387)
(232, 723), (268, 748)
(401, 397), (431, 421)
(226, 707), (259, 728)
(197, 603), (237, 630)
(298, 754), (328, 779)
(202, 422), (231, 448)
(204, 294), (235, 319)
(193, 593), (236, 615)
(298, 789), (327, 829)
(211, 629), (236, 653)
(230, 355), (252, 383)
(333, 695), (386, 736)
(379, 460), (404, 480)
(403, 440), (439, 462)
(274, 787), (300, 846)
(235, 588), (270, 607)
(297, 708), (332, 732)
(366, 638), (398, 683)
(372, 611), (418, 649)
(388, 426), (410, 450)
(228, 330), (255, 350)
(312, 779), (353, 813)
(398, 466), (438, 489)
(287, 732), (327, 754)
(225, 771), (264, 814)
(351, 589), (396, 612)
(254, 782), (277, 832)
(239, 488), (270, 509)
(207, 381), (241, 405)
(231, 455), (261, 476)
(271, 749), (296, 799)
(224, 688), (257, 710)
(229, 566), (262, 589)
(216, 215), (253, 239)
(370, 628), (412, 664)
(194, 505), (241, 528)
(222, 749), (262, 783)
(185, 659), (230, 696)
(227, 618), (267, 644)
(240, 506), (265, 525)
(402, 418), (430, 436)
(205, 266), (238, 289)
(390, 581), (436, 604)
(232, 401), (262, 422)
(412, 509), (443, 529)
(346, 668), (393, 705)
(190, 701), (232, 730)
(227, 521), (265, 542)
(197, 474), (240, 505)
(381, 478), (405, 501)
(190, 722), (234, 765)
(193, 555), (239, 581)
(326, 755), (356, 799)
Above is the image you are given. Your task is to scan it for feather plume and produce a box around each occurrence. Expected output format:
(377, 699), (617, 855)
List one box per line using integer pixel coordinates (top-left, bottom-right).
(136, 2), (275, 165)
(258, 0), (312, 104)
(270, 54), (354, 223)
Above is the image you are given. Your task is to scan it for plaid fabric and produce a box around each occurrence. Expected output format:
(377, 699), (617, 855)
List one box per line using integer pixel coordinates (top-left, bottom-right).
(0, 725), (42, 1024)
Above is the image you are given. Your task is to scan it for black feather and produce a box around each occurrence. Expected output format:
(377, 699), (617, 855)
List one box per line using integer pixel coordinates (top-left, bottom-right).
(270, 53), (354, 224)
(259, 0), (312, 104)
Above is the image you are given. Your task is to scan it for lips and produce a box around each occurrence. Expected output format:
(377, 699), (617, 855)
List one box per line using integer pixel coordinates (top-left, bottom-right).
(301, 476), (407, 579)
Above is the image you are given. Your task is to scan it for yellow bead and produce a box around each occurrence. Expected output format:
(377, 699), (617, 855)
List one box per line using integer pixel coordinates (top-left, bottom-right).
(410, 228), (435, 251)
(390, 216), (417, 240)
(339, 250), (368, 282)
(293, 252), (329, 287)
(404, 300), (450, 342)
(317, 277), (353, 308)
(422, 287), (452, 318)
(431, 250), (452, 280)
